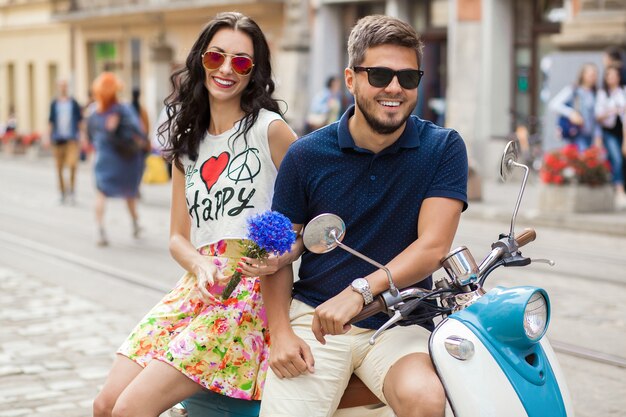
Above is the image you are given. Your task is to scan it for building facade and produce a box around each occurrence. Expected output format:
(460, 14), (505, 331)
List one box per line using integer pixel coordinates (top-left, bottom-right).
(2, 0), (625, 168)
(305, 0), (625, 177)
(0, 0), (73, 136)
(1, 0), (292, 135)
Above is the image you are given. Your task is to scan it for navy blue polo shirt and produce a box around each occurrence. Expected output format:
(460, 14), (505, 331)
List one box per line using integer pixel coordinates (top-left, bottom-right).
(272, 106), (468, 330)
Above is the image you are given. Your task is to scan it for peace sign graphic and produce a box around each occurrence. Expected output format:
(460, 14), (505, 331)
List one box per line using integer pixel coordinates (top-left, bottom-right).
(227, 148), (261, 184)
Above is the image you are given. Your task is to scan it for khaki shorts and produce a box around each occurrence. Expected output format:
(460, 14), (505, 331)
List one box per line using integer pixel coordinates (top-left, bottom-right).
(259, 299), (430, 417)
(53, 140), (79, 168)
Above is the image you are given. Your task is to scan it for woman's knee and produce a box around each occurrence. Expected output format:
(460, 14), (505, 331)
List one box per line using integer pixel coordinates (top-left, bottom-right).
(93, 391), (115, 417)
(111, 398), (136, 417)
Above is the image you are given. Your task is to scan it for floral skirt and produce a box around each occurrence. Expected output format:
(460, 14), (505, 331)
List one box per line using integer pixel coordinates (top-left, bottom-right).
(117, 239), (269, 400)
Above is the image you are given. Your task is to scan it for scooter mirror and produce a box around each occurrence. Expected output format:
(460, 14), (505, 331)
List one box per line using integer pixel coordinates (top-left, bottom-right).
(500, 140), (520, 182)
(498, 140), (530, 239)
(303, 213), (346, 254)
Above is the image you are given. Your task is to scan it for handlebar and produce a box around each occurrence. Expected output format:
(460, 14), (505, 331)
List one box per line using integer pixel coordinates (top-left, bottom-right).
(348, 287), (430, 324)
(348, 228), (538, 327)
(515, 228), (536, 248)
(348, 297), (387, 324)
(478, 228), (537, 276)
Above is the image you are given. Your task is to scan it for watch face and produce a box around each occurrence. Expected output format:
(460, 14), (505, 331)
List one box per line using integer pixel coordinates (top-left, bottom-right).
(352, 278), (368, 291)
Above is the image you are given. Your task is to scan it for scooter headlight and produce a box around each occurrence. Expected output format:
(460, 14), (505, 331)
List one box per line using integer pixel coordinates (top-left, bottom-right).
(523, 292), (548, 341)
(462, 287), (550, 349)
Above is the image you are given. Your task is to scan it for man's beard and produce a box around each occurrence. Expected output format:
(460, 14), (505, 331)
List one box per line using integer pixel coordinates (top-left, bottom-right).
(355, 93), (415, 135)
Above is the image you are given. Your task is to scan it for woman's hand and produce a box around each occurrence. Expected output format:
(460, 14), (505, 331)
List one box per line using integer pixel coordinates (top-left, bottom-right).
(569, 111), (584, 126)
(191, 258), (227, 302)
(238, 252), (288, 278)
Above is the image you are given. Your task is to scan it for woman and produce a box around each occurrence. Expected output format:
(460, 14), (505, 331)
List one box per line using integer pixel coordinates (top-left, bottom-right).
(596, 65), (626, 205)
(87, 73), (146, 246)
(92, 12), (300, 417)
(549, 63), (602, 151)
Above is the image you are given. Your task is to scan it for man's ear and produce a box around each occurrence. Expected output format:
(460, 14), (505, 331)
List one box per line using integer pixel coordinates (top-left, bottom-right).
(345, 67), (355, 95)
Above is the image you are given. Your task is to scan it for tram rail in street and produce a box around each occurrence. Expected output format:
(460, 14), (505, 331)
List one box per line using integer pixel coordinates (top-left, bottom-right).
(3, 229), (624, 371)
(551, 340), (626, 369)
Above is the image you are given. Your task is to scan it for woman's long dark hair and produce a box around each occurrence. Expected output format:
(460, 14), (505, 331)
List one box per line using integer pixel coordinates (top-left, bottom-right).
(160, 12), (283, 170)
(602, 65), (622, 92)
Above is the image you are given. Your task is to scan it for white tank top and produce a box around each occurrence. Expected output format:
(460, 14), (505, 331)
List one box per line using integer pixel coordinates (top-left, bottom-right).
(181, 109), (285, 248)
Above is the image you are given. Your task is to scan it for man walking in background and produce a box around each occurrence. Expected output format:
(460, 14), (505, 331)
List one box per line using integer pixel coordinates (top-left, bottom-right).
(46, 79), (83, 205)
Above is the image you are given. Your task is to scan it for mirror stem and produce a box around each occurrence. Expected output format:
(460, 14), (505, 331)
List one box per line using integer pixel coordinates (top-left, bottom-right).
(330, 230), (399, 296)
(508, 161), (529, 239)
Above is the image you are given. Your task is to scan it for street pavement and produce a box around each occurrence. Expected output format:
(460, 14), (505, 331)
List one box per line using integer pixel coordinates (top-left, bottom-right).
(463, 172), (626, 237)
(0, 266), (134, 417)
(1, 149), (625, 416)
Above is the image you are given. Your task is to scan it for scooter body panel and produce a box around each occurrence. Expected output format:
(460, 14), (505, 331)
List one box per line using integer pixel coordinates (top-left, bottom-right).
(431, 318), (528, 417)
(430, 286), (570, 417)
(538, 338), (575, 417)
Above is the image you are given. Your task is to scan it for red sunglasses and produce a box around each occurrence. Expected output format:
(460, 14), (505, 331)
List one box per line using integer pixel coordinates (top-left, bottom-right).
(202, 51), (254, 76)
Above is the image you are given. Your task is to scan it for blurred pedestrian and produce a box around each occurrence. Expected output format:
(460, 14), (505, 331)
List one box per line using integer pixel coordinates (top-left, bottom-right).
(152, 74), (185, 179)
(150, 105), (173, 179)
(305, 75), (343, 132)
(602, 46), (626, 194)
(86, 72), (147, 246)
(92, 12), (299, 417)
(602, 46), (626, 87)
(45, 79), (84, 205)
(5, 106), (17, 134)
(596, 65), (626, 206)
(80, 89), (96, 161)
(1, 106), (16, 147)
(131, 87), (150, 135)
(549, 63), (602, 151)
(129, 87), (151, 193)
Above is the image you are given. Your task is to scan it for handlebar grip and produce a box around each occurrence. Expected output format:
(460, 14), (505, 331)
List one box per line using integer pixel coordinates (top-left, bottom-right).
(348, 296), (386, 324)
(515, 228), (536, 248)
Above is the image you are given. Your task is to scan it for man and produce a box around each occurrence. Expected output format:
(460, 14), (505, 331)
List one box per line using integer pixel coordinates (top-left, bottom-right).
(259, 15), (468, 417)
(47, 79), (83, 204)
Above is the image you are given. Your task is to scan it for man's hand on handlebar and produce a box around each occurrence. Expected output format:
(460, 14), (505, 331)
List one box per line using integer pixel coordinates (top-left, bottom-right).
(269, 330), (315, 379)
(312, 288), (364, 344)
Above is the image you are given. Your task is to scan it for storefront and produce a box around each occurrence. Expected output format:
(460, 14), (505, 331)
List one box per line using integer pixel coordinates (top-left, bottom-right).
(510, 0), (563, 136)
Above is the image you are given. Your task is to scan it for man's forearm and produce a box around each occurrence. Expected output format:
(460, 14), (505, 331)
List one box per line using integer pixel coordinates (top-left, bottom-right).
(365, 238), (450, 296)
(260, 264), (294, 335)
(366, 197), (463, 296)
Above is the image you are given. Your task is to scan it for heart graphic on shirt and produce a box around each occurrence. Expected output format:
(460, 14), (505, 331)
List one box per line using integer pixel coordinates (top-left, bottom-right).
(200, 152), (230, 194)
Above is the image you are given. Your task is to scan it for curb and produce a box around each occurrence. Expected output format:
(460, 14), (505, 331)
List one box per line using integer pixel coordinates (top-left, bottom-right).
(463, 205), (626, 237)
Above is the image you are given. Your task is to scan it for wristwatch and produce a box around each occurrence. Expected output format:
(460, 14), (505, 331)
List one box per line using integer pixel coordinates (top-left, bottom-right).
(351, 278), (373, 305)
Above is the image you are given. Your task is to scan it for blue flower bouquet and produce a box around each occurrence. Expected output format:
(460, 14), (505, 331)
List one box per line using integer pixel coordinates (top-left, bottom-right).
(221, 210), (296, 300)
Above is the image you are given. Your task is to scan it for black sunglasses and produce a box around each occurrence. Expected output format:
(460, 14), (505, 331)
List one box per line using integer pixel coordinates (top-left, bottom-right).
(353, 66), (424, 89)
